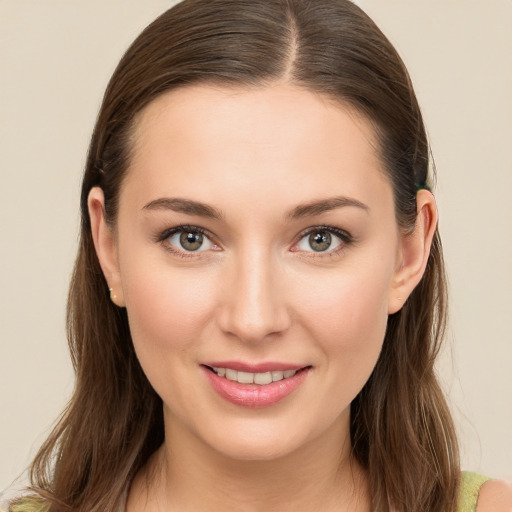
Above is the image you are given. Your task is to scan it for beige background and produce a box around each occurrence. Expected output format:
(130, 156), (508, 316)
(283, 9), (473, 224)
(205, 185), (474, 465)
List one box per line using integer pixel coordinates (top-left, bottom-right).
(1, 0), (510, 491)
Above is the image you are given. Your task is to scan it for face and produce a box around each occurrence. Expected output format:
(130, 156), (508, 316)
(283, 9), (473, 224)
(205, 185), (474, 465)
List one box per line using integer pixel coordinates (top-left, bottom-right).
(91, 84), (422, 462)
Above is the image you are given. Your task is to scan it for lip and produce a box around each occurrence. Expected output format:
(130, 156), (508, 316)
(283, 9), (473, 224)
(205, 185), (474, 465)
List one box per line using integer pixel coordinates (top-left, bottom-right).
(201, 363), (310, 408)
(202, 360), (304, 373)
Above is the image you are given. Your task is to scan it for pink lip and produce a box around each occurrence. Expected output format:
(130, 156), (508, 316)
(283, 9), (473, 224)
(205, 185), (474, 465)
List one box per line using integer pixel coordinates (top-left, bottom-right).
(201, 364), (310, 408)
(202, 360), (304, 373)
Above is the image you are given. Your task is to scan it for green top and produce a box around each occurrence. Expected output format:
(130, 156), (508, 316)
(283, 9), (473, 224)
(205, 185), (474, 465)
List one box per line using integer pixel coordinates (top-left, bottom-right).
(458, 471), (491, 512)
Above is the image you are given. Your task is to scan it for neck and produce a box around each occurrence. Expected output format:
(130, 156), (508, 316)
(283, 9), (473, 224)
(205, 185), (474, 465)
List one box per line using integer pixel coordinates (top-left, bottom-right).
(128, 411), (370, 512)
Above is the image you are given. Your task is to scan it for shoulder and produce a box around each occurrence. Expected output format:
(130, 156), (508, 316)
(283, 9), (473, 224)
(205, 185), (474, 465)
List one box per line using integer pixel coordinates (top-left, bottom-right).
(476, 478), (512, 512)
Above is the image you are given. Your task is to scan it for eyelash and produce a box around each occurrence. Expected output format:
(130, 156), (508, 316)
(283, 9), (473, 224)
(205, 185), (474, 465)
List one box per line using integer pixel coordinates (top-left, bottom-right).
(155, 224), (354, 259)
(293, 225), (354, 258)
(155, 225), (217, 259)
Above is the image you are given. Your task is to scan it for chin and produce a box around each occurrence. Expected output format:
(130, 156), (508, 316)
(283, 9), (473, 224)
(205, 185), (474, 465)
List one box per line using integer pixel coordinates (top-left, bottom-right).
(198, 418), (311, 462)
(213, 438), (301, 462)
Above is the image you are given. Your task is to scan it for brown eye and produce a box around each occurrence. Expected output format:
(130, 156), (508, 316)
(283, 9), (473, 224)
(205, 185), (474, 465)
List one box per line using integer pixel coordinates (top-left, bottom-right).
(180, 231), (204, 251)
(294, 227), (350, 255)
(308, 231), (332, 252)
(163, 227), (215, 254)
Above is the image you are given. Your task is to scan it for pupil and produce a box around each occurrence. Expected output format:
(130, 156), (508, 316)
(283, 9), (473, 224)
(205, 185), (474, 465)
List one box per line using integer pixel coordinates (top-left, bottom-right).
(180, 231), (203, 251)
(309, 231), (331, 252)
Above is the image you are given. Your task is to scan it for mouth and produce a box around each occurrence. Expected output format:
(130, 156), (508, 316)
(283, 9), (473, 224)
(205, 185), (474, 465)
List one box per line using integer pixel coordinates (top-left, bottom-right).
(204, 365), (306, 385)
(201, 363), (311, 408)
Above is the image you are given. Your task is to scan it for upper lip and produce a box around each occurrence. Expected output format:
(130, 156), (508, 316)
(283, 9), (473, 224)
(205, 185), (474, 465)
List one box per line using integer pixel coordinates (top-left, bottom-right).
(202, 361), (306, 373)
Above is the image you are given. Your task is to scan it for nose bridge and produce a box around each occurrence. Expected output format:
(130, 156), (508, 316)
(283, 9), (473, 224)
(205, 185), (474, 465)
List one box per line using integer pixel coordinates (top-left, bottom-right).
(219, 244), (289, 343)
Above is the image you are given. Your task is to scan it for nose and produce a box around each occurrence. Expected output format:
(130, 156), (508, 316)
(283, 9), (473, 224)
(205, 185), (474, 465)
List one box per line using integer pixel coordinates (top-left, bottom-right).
(217, 247), (291, 343)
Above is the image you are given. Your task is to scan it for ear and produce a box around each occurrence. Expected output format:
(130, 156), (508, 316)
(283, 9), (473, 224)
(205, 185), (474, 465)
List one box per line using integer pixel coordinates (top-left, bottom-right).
(88, 187), (126, 307)
(388, 189), (438, 314)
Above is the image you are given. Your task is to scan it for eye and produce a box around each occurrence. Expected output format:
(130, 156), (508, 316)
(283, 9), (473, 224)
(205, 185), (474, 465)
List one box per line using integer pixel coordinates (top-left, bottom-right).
(161, 226), (216, 254)
(294, 227), (351, 254)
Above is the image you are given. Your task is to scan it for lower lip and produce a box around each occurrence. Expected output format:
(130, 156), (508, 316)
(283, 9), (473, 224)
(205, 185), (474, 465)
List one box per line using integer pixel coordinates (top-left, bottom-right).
(202, 366), (310, 408)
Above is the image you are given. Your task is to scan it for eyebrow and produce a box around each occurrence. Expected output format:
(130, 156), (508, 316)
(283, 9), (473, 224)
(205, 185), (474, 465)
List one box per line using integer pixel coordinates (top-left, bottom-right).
(285, 196), (369, 220)
(142, 195), (369, 220)
(142, 197), (224, 219)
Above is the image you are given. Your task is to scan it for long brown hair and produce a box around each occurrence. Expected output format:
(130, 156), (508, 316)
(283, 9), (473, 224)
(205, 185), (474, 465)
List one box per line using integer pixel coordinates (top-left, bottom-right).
(12, 1), (459, 511)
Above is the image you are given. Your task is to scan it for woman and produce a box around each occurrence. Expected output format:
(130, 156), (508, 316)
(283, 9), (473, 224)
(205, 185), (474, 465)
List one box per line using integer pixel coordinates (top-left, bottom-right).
(6, 0), (511, 511)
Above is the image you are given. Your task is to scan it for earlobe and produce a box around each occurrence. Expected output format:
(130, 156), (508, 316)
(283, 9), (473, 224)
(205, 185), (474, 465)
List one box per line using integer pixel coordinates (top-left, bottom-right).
(388, 190), (438, 314)
(88, 187), (126, 307)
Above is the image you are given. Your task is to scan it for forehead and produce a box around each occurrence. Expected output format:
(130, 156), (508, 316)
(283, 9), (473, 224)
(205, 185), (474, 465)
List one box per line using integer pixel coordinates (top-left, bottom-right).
(131, 83), (381, 159)
(124, 84), (392, 215)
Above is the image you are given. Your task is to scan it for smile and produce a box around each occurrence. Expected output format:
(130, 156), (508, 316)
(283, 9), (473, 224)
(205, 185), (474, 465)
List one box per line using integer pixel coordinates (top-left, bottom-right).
(209, 367), (298, 385)
(202, 364), (311, 408)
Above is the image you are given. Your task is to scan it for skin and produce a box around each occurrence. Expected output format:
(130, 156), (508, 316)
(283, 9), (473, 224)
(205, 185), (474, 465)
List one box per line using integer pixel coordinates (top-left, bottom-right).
(89, 84), (438, 511)
(477, 480), (512, 512)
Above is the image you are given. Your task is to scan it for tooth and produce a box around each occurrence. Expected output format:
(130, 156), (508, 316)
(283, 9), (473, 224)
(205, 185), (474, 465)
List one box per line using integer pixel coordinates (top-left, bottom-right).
(214, 367), (226, 377)
(283, 370), (297, 379)
(225, 369), (238, 381)
(254, 372), (272, 385)
(271, 370), (284, 382)
(237, 371), (254, 384)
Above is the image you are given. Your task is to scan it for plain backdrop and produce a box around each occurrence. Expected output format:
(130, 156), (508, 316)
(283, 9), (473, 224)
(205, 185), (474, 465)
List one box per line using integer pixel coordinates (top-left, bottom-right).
(1, 0), (511, 492)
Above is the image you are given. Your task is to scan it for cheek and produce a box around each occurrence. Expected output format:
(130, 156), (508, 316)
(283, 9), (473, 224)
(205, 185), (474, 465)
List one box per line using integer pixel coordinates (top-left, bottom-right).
(291, 259), (393, 380)
(121, 261), (223, 416)
(295, 262), (391, 338)
(121, 259), (219, 357)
